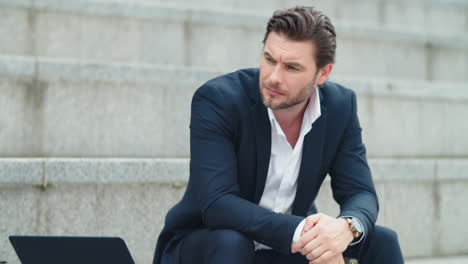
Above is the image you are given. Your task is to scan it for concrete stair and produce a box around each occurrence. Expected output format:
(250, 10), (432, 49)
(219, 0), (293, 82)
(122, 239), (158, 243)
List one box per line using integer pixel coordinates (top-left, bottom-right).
(1, 55), (468, 158)
(1, 0), (467, 262)
(1, 158), (468, 263)
(407, 256), (468, 264)
(0, 0), (468, 81)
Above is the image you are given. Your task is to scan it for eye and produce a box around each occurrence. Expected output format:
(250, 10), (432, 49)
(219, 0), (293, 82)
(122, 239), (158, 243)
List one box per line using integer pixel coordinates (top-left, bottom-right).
(265, 56), (275, 64)
(286, 65), (298, 71)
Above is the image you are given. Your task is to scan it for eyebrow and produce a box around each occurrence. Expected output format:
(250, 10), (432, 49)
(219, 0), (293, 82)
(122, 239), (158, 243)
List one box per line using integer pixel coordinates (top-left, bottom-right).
(263, 51), (305, 70)
(263, 51), (273, 59)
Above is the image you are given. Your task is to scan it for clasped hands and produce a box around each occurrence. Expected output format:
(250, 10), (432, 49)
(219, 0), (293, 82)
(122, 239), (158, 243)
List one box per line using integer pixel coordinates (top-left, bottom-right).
(291, 213), (354, 264)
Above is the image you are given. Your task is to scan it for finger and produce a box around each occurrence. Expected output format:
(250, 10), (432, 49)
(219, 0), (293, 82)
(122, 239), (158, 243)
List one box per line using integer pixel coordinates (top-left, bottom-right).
(305, 244), (327, 261)
(301, 222), (315, 236)
(302, 215), (319, 233)
(292, 224), (320, 253)
(301, 224), (310, 236)
(305, 214), (321, 229)
(293, 227), (319, 253)
(300, 233), (324, 256)
(309, 250), (335, 264)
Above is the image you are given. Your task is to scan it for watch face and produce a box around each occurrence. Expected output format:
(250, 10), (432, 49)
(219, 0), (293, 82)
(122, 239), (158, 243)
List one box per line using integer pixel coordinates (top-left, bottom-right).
(351, 218), (364, 233)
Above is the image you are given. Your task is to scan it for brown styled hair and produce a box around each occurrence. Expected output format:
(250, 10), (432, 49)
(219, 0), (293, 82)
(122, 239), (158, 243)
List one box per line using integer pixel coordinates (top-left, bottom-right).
(263, 6), (337, 69)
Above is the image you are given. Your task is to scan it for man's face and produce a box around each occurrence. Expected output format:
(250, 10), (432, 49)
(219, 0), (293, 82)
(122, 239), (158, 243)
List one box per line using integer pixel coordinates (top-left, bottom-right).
(259, 32), (321, 110)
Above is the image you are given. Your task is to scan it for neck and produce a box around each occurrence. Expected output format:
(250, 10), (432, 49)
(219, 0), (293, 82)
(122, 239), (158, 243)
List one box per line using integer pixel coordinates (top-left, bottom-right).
(272, 99), (309, 148)
(272, 99), (309, 128)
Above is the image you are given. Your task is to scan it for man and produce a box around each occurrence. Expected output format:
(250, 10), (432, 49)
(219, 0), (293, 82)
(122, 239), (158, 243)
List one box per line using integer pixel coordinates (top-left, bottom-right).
(153, 6), (403, 264)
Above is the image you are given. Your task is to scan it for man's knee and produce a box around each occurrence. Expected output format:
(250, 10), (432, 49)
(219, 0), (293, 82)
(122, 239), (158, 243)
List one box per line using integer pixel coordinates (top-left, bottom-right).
(208, 229), (254, 253)
(371, 226), (399, 247)
(179, 229), (254, 264)
(362, 226), (403, 263)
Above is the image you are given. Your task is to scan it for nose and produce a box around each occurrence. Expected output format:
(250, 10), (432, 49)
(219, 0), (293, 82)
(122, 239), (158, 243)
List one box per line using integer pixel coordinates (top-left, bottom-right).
(268, 64), (282, 86)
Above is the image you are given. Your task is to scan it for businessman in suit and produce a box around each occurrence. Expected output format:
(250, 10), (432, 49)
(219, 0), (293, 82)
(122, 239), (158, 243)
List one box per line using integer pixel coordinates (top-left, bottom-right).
(153, 6), (403, 264)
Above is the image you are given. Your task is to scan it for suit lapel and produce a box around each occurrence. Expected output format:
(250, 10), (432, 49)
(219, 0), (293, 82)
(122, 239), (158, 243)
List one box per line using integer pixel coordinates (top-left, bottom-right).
(292, 89), (328, 216)
(252, 102), (271, 204)
(248, 79), (328, 210)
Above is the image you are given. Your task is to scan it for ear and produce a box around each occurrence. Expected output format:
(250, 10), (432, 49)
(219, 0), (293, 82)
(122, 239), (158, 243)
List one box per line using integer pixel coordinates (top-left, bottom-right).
(316, 63), (333, 85)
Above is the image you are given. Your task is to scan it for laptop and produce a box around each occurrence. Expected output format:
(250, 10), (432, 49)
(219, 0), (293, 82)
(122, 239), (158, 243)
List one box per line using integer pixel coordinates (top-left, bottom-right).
(9, 236), (135, 264)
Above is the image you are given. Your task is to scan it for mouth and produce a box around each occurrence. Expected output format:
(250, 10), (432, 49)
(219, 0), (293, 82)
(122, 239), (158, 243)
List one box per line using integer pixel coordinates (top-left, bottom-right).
(265, 87), (284, 96)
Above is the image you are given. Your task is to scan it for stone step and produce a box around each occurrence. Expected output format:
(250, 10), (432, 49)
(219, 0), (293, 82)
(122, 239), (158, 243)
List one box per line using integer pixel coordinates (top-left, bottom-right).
(1, 158), (467, 263)
(406, 256), (468, 264)
(150, 0), (468, 35)
(0, 0), (467, 81)
(1, 55), (468, 158)
(2, 0), (468, 35)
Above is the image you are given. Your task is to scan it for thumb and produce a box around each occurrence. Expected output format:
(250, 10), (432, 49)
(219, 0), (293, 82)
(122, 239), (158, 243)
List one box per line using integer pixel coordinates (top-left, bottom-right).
(302, 222), (312, 235)
(302, 214), (320, 235)
(306, 214), (320, 227)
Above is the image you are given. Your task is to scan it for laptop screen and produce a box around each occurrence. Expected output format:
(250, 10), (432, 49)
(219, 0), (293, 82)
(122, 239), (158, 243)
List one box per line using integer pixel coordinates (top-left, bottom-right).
(9, 236), (135, 264)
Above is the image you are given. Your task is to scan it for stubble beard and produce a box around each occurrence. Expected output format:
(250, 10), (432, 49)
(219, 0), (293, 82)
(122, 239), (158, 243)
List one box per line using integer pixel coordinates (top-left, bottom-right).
(260, 76), (318, 110)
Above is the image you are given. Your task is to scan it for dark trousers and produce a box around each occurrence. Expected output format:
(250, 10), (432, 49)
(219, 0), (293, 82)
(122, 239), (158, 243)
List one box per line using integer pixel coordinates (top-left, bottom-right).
(179, 225), (403, 264)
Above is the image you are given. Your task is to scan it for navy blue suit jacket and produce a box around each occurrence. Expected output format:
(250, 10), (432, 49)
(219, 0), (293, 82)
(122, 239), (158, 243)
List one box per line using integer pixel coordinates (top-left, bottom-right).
(153, 68), (378, 264)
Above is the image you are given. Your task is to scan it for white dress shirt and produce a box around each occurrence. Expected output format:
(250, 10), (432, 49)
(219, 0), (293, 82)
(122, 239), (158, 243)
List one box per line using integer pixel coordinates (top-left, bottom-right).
(255, 87), (321, 250)
(254, 87), (365, 251)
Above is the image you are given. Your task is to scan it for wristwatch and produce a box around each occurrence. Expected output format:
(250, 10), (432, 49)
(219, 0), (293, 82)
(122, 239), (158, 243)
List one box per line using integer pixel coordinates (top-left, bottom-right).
(344, 258), (359, 264)
(345, 217), (363, 239)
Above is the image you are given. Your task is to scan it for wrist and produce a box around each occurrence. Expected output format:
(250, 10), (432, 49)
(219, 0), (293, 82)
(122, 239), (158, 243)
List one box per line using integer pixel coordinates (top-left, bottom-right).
(339, 218), (354, 244)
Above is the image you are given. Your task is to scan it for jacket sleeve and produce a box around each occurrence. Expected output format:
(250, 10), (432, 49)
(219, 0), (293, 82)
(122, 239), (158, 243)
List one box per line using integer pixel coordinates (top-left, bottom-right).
(329, 90), (379, 239)
(189, 84), (303, 254)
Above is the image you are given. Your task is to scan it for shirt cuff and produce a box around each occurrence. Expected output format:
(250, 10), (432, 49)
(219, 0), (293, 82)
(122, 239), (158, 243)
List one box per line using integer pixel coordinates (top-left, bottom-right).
(292, 219), (306, 246)
(338, 216), (365, 246)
